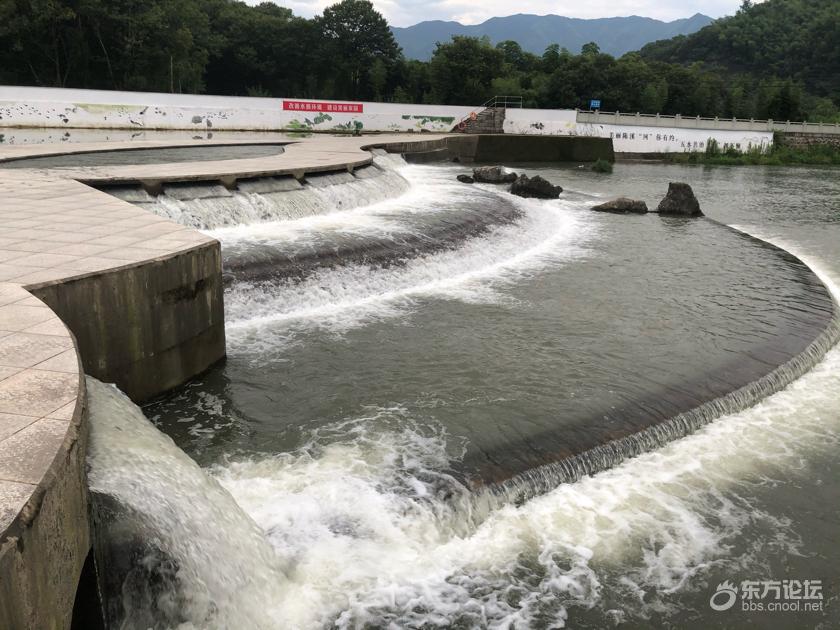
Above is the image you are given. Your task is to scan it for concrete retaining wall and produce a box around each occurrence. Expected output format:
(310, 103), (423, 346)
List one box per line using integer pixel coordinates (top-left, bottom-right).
(382, 134), (614, 163)
(29, 243), (225, 403)
(504, 108), (773, 154)
(0, 86), (773, 154)
(0, 86), (474, 134)
(778, 132), (840, 150)
(0, 345), (89, 630)
(577, 110), (840, 135)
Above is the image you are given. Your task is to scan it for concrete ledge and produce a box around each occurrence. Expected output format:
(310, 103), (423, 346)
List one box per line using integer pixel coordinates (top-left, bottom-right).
(0, 286), (88, 630)
(465, 134), (614, 162)
(375, 135), (614, 163)
(0, 132), (465, 626)
(30, 243), (225, 402)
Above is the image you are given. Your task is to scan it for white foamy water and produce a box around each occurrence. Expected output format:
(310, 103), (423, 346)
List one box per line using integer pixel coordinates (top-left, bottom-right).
(87, 319), (840, 628)
(86, 379), (289, 629)
(87, 157), (840, 628)
(212, 341), (840, 627)
(224, 198), (594, 354)
(119, 154), (412, 230)
(206, 159), (529, 251)
(216, 233), (840, 629)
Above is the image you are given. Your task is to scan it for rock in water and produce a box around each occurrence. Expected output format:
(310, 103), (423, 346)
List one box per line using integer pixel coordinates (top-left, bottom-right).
(591, 197), (648, 214)
(457, 174), (475, 184)
(657, 182), (703, 216)
(473, 165), (517, 184)
(509, 174), (562, 199)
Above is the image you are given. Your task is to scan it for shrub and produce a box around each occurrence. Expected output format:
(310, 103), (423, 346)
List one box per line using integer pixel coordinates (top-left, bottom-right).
(705, 138), (720, 157)
(592, 158), (613, 173)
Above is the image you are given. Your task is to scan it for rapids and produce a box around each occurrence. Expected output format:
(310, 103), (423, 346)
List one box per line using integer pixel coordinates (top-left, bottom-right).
(89, 155), (840, 629)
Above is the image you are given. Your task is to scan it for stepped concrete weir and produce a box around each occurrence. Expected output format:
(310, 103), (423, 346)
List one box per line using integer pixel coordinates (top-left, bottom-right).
(0, 133), (511, 628)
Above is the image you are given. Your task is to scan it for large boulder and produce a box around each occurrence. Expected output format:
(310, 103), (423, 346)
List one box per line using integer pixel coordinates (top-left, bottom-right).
(509, 174), (562, 199)
(656, 182), (703, 216)
(473, 165), (517, 184)
(591, 197), (648, 214)
(456, 174), (475, 184)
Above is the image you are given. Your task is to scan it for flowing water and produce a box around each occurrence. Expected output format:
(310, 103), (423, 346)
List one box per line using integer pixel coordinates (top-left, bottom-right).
(88, 156), (840, 628)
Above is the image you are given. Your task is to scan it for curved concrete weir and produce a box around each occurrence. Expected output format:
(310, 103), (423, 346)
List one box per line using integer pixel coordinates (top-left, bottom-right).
(0, 134), (453, 627)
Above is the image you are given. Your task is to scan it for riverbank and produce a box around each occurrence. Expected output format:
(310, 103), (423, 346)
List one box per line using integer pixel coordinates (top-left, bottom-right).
(666, 138), (840, 166)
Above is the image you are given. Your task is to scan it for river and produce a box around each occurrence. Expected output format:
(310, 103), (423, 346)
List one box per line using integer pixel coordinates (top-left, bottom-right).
(89, 156), (840, 629)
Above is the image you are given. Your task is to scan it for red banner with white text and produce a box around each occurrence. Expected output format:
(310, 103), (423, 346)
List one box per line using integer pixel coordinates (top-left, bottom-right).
(283, 100), (364, 113)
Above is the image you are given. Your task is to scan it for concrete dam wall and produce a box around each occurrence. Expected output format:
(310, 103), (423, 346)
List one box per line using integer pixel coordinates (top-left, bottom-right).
(0, 134), (453, 627)
(0, 85), (775, 155)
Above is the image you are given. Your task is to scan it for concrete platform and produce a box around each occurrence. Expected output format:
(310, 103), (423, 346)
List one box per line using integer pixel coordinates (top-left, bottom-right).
(0, 132), (450, 627)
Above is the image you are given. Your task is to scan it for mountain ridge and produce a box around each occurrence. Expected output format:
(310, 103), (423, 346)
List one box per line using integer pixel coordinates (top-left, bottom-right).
(392, 13), (714, 60)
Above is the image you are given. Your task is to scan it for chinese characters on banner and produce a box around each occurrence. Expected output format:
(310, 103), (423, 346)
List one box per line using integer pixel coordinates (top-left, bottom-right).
(283, 100), (364, 113)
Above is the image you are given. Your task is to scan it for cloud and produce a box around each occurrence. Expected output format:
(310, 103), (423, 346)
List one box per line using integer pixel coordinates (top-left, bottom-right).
(262, 0), (758, 27)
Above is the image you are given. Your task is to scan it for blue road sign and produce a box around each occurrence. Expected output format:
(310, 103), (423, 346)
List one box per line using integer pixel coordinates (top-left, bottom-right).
(590, 99), (601, 110)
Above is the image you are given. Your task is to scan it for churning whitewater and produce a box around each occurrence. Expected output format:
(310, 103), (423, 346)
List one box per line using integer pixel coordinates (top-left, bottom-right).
(91, 156), (840, 629)
(87, 338), (840, 629)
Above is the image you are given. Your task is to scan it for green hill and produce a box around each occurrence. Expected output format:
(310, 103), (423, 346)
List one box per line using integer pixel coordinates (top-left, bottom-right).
(641, 0), (839, 106)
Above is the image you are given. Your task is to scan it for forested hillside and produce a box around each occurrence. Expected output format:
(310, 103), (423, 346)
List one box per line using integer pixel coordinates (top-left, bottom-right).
(392, 13), (712, 61)
(0, 0), (837, 122)
(641, 0), (839, 118)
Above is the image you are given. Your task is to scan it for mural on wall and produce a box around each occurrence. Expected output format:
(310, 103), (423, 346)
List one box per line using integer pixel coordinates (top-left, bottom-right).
(0, 88), (472, 135)
(503, 109), (773, 154)
(0, 86), (777, 152)
(588, 124), (772, 153)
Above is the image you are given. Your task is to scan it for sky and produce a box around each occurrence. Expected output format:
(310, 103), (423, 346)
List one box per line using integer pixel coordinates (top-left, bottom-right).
(269, 0), (759, 27)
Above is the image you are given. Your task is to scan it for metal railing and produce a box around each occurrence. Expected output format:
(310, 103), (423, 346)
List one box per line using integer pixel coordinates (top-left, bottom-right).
(483, 95), (524, 109)
(453, 95), (524, 132)
(576, 110), (840, 135)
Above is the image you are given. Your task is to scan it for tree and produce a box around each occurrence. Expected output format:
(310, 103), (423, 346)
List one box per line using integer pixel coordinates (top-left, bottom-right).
(204, 1), (314, 97)
(581, 41), (600, 56)
(315, 0), (400, 99)
(429, 36), (504, 105)
(368, 58), (387, 100)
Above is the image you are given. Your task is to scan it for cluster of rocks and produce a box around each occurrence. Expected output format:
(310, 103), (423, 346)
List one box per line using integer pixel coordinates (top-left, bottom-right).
(591, 182), (703, 217)
(457, 166), (562, 199)
(456, 167), (703, 214)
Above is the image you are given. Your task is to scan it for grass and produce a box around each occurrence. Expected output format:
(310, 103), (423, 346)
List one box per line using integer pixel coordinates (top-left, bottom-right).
(665, 135), (840, 166)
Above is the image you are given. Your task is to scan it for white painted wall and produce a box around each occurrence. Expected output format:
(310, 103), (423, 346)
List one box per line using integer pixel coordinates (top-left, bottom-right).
(0, 86), (474, 133)
(0, 86), (774, 153)
(504, 108), (774, 153)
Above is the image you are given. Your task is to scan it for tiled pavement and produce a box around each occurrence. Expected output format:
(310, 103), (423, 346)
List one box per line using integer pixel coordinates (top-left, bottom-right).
(0, 133), (443, 538)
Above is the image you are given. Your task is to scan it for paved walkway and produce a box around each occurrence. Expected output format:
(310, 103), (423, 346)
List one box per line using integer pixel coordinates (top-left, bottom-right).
(0, 133), (444, 539)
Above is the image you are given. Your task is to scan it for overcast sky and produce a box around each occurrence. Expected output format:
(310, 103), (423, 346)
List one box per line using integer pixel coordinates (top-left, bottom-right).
(271, 0), (758, 27)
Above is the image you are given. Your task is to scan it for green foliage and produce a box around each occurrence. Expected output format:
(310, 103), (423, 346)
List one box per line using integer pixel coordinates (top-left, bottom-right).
(0, 0), (835, 123)
(592, 158), (613, 173)
(429, 36), (504, 105)
(640, 0), (840, 119)
(668, 141), (840, 166)
(316, 0), (400, 99)
(705, 138), (720, 157)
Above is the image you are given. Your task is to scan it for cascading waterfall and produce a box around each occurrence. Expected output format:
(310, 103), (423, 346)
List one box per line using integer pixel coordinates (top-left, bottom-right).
(89, 153), (840, 628)
(491, 301), (840, 502)
(484, 227), (840, 500)
(86, 379), (288, 630)
(105, 155), (411, 230)
(87, 312), (840, 629)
